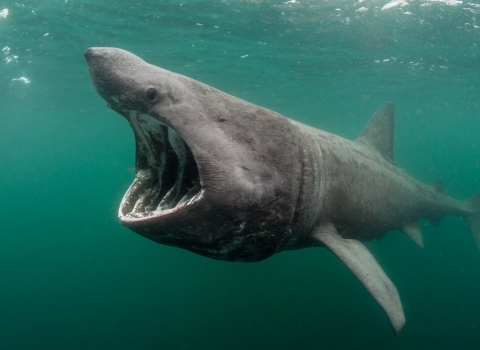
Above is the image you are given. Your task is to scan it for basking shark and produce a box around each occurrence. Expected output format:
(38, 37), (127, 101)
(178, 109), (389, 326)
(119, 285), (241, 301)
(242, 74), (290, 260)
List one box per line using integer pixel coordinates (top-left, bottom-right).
(85, 47), (480, 334)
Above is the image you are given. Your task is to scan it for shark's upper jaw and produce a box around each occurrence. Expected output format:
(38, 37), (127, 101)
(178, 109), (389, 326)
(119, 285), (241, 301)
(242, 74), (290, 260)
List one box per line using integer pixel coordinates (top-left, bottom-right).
(118, 109), (203, 223)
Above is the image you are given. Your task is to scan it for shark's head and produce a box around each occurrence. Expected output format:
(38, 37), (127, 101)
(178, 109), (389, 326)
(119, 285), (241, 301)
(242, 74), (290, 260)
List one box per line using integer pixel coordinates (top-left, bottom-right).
(85, 47), (303, 262)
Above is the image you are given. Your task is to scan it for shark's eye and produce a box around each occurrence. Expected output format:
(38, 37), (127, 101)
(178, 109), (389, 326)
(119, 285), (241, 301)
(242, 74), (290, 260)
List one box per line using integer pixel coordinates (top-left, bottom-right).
(146, 88), (157, 101)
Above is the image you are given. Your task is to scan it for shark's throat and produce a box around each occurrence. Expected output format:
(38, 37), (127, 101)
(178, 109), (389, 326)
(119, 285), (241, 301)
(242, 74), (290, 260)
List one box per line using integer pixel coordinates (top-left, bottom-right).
(119, 112), (202, 218)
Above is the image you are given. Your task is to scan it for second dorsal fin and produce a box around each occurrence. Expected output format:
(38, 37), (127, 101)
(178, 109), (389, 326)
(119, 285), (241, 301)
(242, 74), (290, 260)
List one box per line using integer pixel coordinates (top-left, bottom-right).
(356, 103), (395, 164)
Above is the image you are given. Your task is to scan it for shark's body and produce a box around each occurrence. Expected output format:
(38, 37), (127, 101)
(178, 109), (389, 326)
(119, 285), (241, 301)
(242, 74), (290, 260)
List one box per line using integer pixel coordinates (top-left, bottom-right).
(291, 116), (471, 246)
(85, 47), (480, 334)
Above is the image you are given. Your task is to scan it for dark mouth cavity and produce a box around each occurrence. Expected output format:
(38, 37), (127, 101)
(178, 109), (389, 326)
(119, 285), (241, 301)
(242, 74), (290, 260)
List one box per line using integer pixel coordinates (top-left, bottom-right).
(119, 111), (201, 218)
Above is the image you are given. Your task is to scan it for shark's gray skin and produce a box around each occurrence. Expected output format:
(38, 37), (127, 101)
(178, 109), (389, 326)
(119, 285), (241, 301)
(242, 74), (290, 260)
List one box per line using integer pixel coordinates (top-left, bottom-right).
(85, 47), (480, 335)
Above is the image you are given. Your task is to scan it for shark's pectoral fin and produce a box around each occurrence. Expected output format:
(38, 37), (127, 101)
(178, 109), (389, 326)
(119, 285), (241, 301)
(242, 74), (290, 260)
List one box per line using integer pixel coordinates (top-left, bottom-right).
(313, 223), (406, 335)
(402, 221), (424, 248)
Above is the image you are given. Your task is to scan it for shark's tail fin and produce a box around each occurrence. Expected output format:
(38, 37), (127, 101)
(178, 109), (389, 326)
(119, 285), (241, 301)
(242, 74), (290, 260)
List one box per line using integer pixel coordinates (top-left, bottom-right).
(466, 192), (480, 250)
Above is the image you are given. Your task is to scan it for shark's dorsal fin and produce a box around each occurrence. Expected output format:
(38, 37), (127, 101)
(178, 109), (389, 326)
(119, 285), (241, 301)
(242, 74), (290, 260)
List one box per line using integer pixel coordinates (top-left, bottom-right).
(356, 103), (395, 164)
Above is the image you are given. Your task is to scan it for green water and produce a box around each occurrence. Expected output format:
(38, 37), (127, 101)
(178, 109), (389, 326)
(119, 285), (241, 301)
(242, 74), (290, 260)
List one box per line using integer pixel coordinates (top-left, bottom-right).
(1, 0), (479, 348)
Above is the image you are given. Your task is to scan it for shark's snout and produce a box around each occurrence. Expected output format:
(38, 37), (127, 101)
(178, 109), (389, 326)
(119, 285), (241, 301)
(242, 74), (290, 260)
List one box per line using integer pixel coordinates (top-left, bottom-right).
(85, 47), (138, 108)
(84, 47), (114, 61)
(84, 47), (111, 98)
(84, 47), (109, 67)
(84, 47), (95, 62)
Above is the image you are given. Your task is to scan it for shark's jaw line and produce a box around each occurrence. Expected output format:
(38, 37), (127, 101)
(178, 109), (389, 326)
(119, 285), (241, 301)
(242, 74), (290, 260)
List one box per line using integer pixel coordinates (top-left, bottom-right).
(118, 110), (203, 223)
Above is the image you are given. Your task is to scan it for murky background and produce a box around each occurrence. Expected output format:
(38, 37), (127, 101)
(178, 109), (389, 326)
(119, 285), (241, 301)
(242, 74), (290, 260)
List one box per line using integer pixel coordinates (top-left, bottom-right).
(1, 0), (479, 348)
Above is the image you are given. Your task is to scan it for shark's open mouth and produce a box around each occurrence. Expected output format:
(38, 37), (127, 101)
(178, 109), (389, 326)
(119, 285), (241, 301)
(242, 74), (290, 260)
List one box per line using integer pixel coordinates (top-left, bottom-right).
(119, 111), (202, 219)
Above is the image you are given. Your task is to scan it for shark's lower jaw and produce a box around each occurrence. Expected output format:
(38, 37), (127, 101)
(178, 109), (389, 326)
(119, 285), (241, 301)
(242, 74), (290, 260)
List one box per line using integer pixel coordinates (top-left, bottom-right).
(118, 111), (202, 220)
